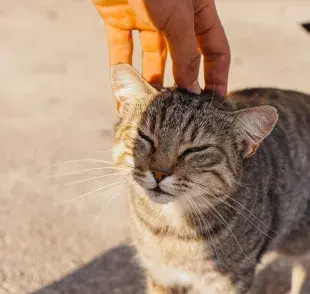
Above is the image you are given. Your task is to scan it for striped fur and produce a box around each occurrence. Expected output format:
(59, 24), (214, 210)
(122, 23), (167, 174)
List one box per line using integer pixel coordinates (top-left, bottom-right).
(112, 65), (310, 293)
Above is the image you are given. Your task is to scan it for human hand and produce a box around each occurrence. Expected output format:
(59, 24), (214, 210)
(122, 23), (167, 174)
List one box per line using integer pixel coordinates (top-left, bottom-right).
(93, 0), (230, 95)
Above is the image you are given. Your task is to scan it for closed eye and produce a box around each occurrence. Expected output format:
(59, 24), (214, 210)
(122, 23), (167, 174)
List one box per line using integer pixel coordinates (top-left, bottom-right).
(179, 145), (212, 158)
(138, 130), (155, 148)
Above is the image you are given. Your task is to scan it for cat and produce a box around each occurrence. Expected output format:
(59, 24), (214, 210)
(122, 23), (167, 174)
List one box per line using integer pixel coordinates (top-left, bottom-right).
(111, 63), (310, 294)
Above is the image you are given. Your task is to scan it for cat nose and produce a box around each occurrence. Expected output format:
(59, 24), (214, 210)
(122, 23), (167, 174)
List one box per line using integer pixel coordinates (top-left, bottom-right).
(151, 169), (171, 183)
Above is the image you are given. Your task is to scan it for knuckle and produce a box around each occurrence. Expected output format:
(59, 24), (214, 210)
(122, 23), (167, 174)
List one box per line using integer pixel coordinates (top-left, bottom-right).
(174, 51), (201, 75)
(186, 53), (201, 73)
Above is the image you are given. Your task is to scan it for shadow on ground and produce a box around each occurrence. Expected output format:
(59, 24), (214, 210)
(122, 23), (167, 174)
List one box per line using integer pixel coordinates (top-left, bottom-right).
(32, 244), (310, 294)
(32, 245), (145, 294)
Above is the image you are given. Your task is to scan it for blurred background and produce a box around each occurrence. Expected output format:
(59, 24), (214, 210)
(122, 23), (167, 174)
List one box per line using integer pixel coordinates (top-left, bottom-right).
(0, 0), (309, 293)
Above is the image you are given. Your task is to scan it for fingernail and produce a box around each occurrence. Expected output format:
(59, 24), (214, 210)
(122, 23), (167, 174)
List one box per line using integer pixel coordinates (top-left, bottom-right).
(188, 80), (201, 95)
(215, 86), (226, 97)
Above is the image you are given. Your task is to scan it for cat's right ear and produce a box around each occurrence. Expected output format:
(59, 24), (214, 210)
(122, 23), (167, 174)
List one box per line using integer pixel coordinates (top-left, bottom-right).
(111, 63), (158, 116)
(234, 105), (278, 158)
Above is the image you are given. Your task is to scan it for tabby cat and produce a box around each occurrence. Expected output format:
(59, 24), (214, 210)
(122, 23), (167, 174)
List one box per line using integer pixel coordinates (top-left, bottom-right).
(111, 63), (310, 294)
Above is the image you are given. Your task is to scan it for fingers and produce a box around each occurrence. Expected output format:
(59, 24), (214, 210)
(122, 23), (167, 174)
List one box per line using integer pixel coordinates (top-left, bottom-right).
(96, 0), (230, 95)
(128, 0), (156, 29)
(139, 31), (167, 87)
(194, 0), (230, 96)
(129, 0), (167, 86)
(145, 0), (201, 94)
(96, 2), (151, 31)
(105, 23), (133, 65)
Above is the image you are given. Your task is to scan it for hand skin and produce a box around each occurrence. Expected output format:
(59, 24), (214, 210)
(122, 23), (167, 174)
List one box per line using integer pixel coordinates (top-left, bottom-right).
(93, 0), (230, 95)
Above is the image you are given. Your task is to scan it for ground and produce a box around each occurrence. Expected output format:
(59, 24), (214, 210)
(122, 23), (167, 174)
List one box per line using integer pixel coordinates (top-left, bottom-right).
(0, 0), (310, 293)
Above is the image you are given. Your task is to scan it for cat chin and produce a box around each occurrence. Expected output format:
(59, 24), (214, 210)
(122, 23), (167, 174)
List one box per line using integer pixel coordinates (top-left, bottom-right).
(146, 190), (175, 205)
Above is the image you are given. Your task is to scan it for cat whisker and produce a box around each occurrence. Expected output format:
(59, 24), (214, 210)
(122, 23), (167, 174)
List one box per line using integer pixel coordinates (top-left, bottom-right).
(99, 179), (136, 206)
(94, 149), (113, 153)
(189, 191), (226, 253)
(182, 193), (204, 234)
(207, 96), (228, 120)
(100, 182), (126, 199)
(182, 192), (224, 274)
(228, 177), (264, 192)
(55, 179), (128, 204)
(53, 158), (115, 166)
(207, 71), (216, 110)
(53, 173), (128, 187)
(45, 166), (131, 178)
(97, 183), (129, 215)
(217, 191), (279, 238)
(193, 187), (256, 265)
(180, 195), (195, 227)
(191, 178), (263, 193)
(107, 193), (120, 204)
(192, 183), (279, 243)
(192, 195), (227, 274)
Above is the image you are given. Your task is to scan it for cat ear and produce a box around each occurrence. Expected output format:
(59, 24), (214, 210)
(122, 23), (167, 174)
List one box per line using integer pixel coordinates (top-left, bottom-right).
(235, 105), (278, 158)
(111, 63), (158, 116)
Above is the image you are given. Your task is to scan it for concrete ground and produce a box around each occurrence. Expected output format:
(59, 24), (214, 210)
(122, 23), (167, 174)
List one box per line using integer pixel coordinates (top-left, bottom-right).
(0, 0), (309, 293)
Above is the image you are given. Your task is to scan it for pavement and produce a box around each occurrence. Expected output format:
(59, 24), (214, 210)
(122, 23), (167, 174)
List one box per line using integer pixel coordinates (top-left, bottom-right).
(0, 0), (309, 293)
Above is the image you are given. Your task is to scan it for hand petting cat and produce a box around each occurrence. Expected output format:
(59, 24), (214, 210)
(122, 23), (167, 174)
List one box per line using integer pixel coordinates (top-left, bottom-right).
(93, 0), (230, 96)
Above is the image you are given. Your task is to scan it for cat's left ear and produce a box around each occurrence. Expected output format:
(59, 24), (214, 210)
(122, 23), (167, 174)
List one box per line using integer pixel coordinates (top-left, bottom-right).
(111, 63), (158, 116)
(234, 105), (278, 158)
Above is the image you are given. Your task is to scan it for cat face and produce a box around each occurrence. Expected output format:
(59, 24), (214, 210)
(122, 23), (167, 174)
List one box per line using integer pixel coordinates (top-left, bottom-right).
(111, 64), (278, 206)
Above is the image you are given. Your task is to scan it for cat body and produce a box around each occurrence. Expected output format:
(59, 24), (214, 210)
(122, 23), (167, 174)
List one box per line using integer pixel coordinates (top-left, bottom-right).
(129, 184), (248, 294)
(112, 64), (310, 293)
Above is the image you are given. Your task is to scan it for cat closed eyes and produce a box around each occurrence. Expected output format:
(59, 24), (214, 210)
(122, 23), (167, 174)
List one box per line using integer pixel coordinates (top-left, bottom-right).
(111, 63), (310, 294)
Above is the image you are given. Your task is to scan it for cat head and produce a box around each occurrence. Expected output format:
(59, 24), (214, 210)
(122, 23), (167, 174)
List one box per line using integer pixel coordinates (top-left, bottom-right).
(111, 64), (278, 206)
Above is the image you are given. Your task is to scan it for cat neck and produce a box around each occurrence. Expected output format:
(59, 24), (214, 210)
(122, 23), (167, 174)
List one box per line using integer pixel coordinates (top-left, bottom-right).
(129, 177), (272, 242)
